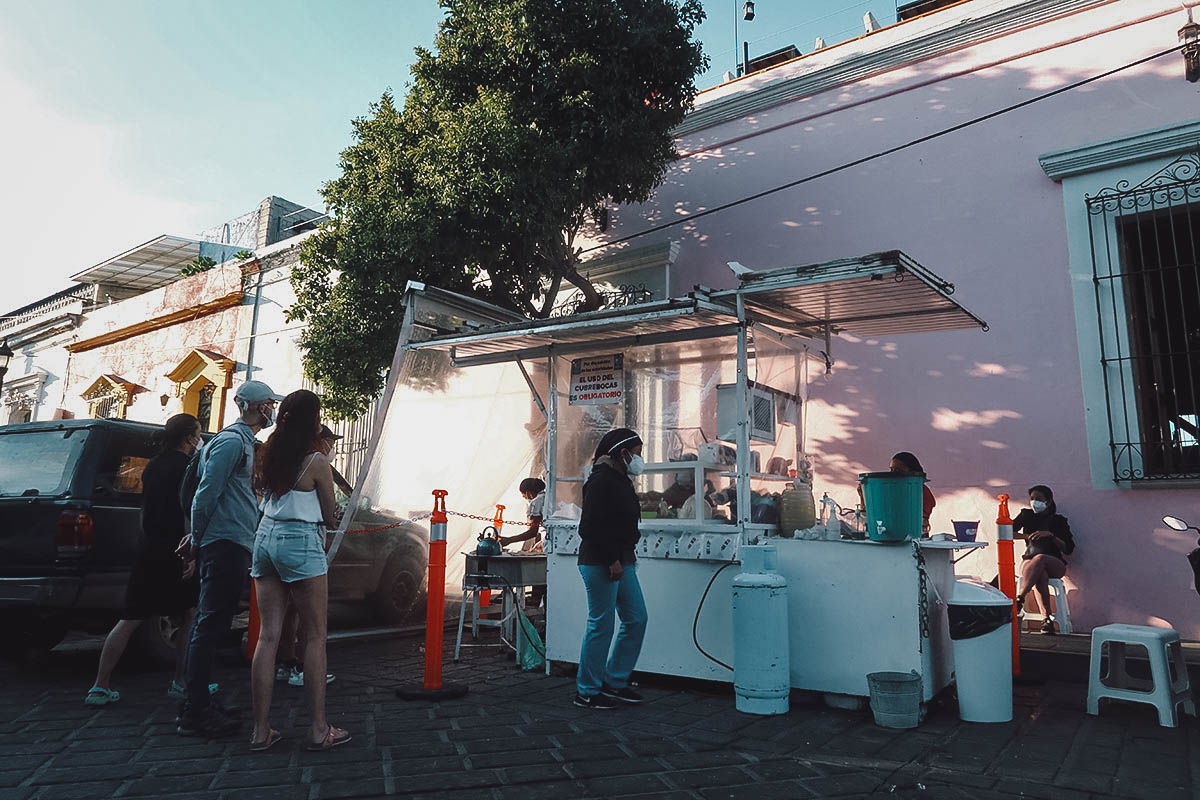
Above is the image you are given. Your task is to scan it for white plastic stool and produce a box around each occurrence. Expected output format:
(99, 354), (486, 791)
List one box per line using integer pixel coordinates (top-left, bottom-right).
(1016, 576), (1072, 634)
(1087, 623), (1195, 727)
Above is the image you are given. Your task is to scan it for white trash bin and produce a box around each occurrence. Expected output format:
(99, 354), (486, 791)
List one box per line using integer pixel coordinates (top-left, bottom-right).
(949, 578), (1013, 723)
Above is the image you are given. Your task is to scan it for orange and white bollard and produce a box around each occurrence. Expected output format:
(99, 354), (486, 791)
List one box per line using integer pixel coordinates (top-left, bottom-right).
(996, 493), (1020, 676)
(397, 489), (468, 700)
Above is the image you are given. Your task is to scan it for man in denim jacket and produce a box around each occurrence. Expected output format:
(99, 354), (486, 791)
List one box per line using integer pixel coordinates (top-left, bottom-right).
(177, 380), (282, 737)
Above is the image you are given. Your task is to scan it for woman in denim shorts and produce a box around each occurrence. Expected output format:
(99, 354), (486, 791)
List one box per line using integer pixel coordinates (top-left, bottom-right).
(248, 389), (349, 752)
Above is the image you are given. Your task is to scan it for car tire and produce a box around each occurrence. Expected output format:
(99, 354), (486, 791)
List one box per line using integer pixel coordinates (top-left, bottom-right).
(374, 548), (427, 625)
(130, 613), (184, 667)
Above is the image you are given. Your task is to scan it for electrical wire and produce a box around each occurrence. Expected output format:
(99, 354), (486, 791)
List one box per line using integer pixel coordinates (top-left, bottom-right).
(581, 43), (1183, 258)
(693, 561), (736, 671)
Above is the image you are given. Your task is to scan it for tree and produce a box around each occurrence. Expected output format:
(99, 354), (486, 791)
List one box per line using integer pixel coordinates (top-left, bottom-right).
(291, 0), (707, 418)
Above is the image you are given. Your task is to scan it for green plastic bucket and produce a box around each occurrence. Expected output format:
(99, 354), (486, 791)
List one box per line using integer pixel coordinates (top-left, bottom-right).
(858, 472), (925, 542)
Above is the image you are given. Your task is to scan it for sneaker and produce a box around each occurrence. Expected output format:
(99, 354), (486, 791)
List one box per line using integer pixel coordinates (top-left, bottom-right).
(573, 693), (618, 709)
(177, 706), (240, 738)
(274, 665), (291, 683)
(600, 684), (644, 704)
(288, 666), (335, 687)
(167, 681), (219, 701)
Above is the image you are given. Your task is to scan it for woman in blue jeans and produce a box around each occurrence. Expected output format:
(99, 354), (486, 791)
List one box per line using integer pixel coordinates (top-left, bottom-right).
(575, 427), (648, 709)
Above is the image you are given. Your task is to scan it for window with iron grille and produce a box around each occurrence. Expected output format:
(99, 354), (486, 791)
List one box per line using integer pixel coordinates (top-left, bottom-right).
(1086, 151), (1200, 481)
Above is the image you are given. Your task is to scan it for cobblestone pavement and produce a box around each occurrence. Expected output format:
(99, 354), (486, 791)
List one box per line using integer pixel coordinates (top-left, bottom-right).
(1, 629), (1197, 800)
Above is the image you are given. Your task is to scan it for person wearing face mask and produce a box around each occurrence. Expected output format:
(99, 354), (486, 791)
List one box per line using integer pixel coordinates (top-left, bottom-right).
(1013, 484), (1074, 634)
(574, 427), (648, 709)
(85, 414), (205, 706)
(177, 380), (283, 738)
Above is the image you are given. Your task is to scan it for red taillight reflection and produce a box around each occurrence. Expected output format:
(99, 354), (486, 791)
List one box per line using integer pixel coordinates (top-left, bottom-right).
(56, 511), (94, 549)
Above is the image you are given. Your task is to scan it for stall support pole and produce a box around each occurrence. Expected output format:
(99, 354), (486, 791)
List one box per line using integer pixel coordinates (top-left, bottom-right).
(397, 490), (468, 700)
(544, 351), (558, 677)
(481, 504), (504, 608)
(735, 299), (751, 531)
(996, 494), (1020, 676)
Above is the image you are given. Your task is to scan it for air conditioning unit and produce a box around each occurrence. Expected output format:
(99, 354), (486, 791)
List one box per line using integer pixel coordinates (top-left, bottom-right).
(716, 382), (777, 444)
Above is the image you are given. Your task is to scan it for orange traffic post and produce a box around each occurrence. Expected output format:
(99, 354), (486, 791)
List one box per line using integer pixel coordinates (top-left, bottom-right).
(397, 490), (468, 700)
(996, 493), (1020, 676)
(246, 581), (260, 660)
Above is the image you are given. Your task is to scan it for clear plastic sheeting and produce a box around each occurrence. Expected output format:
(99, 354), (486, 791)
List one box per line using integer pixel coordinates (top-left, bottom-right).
(340, 344), (544, 593)
(547, 330), (811, 530)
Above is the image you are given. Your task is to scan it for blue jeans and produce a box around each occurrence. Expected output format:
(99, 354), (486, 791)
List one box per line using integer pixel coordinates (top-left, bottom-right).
(184, 539), (250, 714)
(577, 563), (647, 697)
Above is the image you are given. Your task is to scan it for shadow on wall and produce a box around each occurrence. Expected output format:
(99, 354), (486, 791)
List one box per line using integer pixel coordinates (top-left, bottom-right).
(583, 39), (1200, 634)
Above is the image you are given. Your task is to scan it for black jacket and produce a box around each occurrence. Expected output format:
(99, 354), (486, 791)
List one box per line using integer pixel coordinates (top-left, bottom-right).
(578, 460), (641, 566)
(1012, 508), (1074, 563)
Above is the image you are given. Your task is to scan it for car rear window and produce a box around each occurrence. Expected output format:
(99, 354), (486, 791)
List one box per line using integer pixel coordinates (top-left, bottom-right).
(0, 428), (89, 497)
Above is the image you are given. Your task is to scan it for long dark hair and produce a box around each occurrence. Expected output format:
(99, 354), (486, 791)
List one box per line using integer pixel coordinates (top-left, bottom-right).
(256, 390), (321, 498)
(153, 413), (199, 455)
(892, 451), (925, 475)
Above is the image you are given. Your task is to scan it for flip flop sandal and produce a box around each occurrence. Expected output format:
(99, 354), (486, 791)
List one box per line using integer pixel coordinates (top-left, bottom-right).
(84, 687), (120, 706)
(249, 729), (282, 752)
(305, 726), (351, 751)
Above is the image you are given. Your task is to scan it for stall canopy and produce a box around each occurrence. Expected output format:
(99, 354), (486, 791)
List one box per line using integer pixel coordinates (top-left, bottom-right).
(406, 250), (987, 365)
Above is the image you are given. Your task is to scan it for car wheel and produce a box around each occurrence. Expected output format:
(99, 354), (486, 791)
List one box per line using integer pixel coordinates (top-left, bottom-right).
(374, 548), (427, 625)
(131, 613), (184, 667)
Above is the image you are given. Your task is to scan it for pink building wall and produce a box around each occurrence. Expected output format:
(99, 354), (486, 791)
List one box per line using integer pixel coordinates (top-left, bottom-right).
(594, 1), (1200, 634)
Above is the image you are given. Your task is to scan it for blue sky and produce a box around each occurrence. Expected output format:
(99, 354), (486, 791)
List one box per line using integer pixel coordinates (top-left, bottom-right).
(0, 0), (897, 310)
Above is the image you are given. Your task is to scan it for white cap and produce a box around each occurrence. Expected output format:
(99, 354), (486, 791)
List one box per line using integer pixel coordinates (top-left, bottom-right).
(234, 380), (284, 404)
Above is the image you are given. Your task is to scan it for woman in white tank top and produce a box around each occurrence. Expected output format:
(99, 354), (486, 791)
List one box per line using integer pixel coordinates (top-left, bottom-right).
(247, 390), (349, 752)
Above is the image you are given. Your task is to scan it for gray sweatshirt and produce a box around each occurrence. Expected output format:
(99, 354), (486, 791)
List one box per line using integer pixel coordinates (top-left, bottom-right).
(190, 421), (259, 552)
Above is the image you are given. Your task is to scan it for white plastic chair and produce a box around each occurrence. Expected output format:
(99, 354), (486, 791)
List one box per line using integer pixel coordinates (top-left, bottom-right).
(1087, 623), (1195, 727)
(1016, 576), (1072, 634)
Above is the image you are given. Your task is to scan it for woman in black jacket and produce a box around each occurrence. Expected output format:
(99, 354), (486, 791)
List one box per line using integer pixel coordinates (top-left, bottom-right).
(574, 427), (648, 709)
(1013, 484), (1075, 634)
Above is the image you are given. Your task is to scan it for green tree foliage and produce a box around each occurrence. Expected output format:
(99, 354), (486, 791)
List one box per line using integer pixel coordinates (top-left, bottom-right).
(291, 0), (707, 418)
(179, 256), (216, 277)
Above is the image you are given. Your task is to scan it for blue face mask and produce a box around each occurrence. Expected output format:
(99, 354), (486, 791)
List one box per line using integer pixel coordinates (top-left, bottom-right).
(1031, 500), (1048, 514)
(258, 403), (275, 429)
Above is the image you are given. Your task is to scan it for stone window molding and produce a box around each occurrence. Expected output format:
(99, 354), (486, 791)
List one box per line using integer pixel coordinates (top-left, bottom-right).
(165, 349), (235, 432)
(81, 374), (143, 420)
(1040, 118), (1200, 488)
(2, 369), (48, 423)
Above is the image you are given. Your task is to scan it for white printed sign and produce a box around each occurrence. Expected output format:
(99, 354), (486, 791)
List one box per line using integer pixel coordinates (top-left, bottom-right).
(568, 354), (624, 406)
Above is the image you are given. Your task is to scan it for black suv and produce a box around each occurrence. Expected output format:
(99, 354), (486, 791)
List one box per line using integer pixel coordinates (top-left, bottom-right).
(0, 418), (427, 661)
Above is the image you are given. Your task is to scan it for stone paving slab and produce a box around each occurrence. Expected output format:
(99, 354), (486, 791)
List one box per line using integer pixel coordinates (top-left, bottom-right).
(1, 628), (1197, 799)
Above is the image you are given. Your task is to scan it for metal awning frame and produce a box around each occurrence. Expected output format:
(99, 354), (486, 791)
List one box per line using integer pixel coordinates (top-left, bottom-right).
(403, 251), (987, 370)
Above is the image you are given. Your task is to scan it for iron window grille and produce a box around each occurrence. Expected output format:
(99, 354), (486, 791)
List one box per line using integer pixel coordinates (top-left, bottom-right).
(1086, 150), (1200, 482)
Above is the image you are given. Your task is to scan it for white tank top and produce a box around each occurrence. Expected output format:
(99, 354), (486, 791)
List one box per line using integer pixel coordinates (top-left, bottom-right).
(261, 454), (324, 523)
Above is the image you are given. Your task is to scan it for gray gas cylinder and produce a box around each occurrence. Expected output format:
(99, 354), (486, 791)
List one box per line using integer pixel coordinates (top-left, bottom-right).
(731, 544), (790, 715)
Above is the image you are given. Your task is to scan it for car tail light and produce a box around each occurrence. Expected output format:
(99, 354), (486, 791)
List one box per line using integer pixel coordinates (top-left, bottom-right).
(56, 511), (95, 550)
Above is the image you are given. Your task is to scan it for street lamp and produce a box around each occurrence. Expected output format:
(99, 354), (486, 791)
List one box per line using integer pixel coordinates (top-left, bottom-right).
(734, 0), (756, 76)
(1181, 7), (1200, 83)
(0, 337), (12, 398)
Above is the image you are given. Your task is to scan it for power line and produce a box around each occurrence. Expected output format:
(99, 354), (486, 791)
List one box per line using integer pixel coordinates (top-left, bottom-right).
(582, 43), (1182, 258)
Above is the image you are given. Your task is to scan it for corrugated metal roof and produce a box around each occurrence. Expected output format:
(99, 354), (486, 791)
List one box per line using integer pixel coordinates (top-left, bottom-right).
(405, 251), (986, 366)
(70, 235), (205, 291)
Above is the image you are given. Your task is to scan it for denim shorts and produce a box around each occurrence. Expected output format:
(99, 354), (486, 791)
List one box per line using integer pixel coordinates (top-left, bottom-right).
(250, 518), (328, 583)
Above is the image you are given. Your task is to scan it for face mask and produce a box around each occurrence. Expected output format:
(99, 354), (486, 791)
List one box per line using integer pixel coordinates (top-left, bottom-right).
(1031, 500), (1048, 514)
(259, 404), (275, 429)
(626, 454), (645, 476)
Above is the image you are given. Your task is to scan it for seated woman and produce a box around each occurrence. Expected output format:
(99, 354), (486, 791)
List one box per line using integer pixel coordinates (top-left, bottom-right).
(1013, 484), (1074, 634)
(858, 451), (936, 534)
